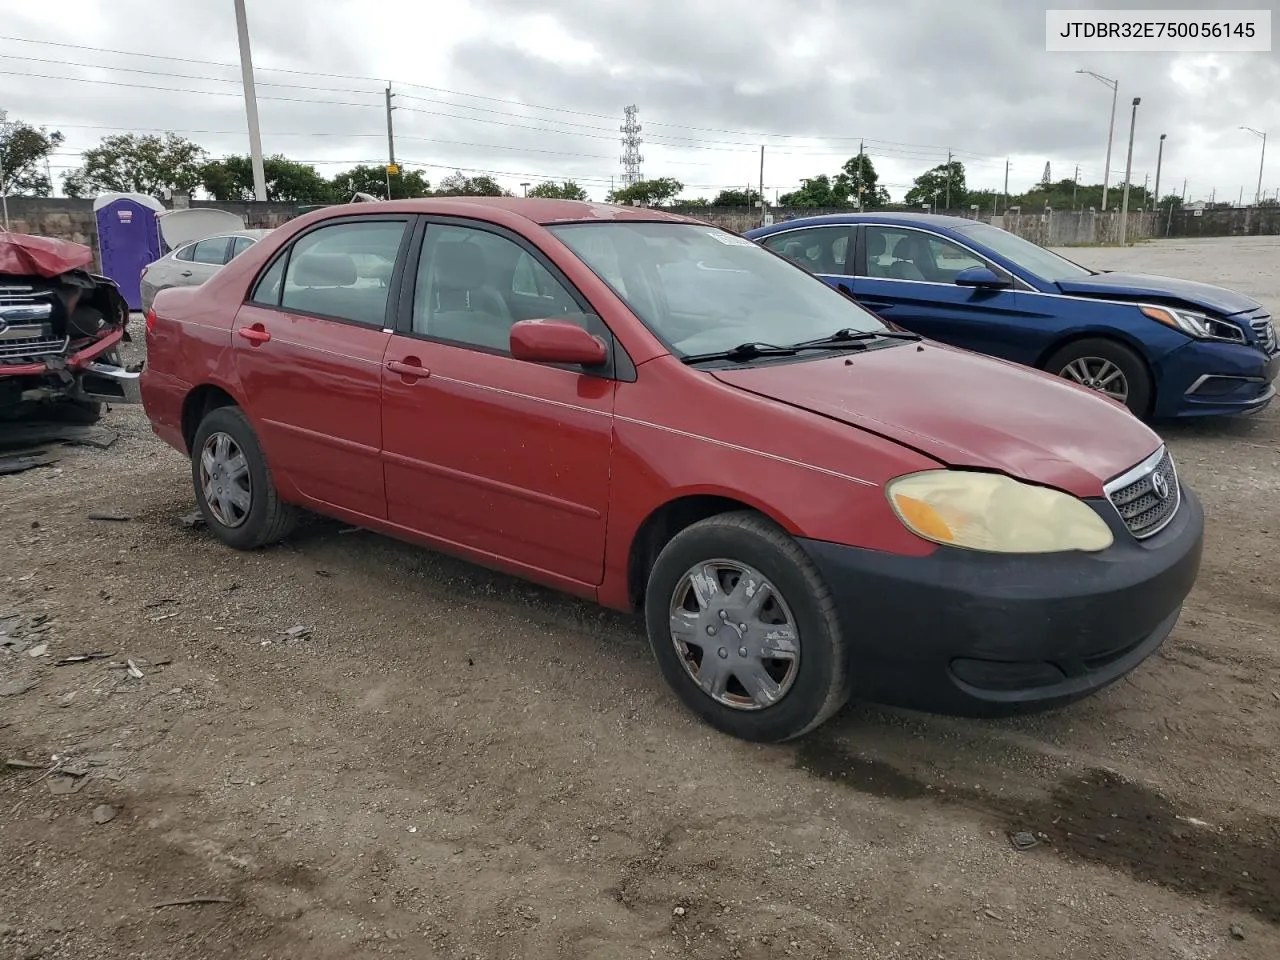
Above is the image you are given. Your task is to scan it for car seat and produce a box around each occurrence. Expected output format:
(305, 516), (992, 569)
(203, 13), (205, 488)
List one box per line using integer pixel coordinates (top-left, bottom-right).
(888, 234), (928, 282)
(421, 241), (514, 349)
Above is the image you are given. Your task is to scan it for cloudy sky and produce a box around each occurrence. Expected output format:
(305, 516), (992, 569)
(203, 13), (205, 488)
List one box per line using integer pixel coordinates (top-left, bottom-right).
(0, 0), (1276, 204)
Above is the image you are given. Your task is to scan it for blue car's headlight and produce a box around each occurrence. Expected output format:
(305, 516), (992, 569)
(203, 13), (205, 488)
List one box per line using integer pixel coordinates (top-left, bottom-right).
(1140, 304), (1246, 343)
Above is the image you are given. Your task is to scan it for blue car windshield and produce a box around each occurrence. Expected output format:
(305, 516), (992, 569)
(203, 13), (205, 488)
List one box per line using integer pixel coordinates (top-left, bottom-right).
(548, 221), (887, 357)
(951, 222), (1095, 283)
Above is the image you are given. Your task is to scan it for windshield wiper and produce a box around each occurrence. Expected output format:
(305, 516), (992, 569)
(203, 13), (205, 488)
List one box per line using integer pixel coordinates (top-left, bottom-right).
(794, 327), (922, 346)
(681, 342), (799, 364)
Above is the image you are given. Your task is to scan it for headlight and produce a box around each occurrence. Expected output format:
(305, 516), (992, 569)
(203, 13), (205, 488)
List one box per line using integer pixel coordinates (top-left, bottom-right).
(887, 471), (1114, 553)
(1140, 304), (1245, 343)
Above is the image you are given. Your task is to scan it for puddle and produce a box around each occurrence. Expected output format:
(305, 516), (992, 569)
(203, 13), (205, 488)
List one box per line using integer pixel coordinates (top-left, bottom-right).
(795, 739), (1280, 924)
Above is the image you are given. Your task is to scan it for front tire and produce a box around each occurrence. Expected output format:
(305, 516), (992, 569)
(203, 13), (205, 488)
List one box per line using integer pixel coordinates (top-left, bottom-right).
(643, 511), (849, 742)
(190, 405), (296, 550)
(1045, 338), (1152, 418)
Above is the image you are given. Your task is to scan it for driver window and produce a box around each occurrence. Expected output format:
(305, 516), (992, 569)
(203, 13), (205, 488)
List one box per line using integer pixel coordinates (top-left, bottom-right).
(926, 236), (985, 282)
(412, 224), (584, 351)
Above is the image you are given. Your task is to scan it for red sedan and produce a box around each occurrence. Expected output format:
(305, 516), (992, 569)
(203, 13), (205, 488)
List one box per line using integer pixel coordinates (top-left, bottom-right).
(141, 198), (1203, 742)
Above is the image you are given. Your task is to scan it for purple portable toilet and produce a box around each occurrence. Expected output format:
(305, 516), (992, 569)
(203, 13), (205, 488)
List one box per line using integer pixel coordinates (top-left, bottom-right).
(93, 192), (166, 311)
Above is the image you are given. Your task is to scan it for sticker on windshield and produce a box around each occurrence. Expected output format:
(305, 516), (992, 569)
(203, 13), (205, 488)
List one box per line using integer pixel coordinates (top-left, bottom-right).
(704, 229), (755, 247)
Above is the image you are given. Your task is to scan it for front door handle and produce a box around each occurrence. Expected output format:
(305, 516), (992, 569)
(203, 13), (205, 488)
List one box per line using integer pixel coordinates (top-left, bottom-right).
(180, 270), (193, 277)
(237, 324), (271, 345)
(387, 358), (431, 381)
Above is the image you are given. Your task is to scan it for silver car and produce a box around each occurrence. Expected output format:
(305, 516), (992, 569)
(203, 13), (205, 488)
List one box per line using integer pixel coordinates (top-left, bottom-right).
(140, 229), (273, 312)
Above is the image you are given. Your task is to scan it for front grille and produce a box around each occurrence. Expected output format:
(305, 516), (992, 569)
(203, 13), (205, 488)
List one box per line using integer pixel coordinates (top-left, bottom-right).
(1105, 446), (1180, 539)
(0, 335), (68, 365)
(1248, 311), (1277, 354)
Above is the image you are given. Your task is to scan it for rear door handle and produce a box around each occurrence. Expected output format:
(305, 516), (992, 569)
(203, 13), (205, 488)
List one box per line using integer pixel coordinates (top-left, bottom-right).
(862, 301), (894, 310)
(237, 324), (271, 345)
(180, 270), (193, 277)
(387, 359), (431, 381)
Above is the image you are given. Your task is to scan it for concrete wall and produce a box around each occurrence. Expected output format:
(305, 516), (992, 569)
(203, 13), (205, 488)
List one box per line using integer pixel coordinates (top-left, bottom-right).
(1165, 206), (1280, 238)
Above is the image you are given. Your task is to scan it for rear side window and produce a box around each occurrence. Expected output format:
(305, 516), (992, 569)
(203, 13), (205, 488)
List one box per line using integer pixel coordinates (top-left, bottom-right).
(277, 220), (406, 327)
(760, 227), (850, 274)
(230, 236), (255, 259)
(191, 237), (230, 265)
(174, 244), (195, 262)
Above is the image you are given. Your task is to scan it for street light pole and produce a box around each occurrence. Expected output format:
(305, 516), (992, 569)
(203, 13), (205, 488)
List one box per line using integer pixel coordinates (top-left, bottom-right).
(1240, 126), (1267, 206)
(1154, 133), (1166, 210)
(1077, 69), (1118, 211)
(1119, 96), (1141, 246)
(233, 0), (268, 202)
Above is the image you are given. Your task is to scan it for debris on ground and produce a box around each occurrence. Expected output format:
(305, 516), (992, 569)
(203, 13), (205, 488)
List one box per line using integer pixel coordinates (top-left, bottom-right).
(54, 652), (113, 666)
(91, 804), (117, 825)
(0, 677), (40, 697)
(126, 659), (144, 679)
(1009, 831), (1040, 851)
(0, 422), (119, 451)
(151, 896), (233, 909)
(1230, 924), (1245, 940)
(87, 509), (131, 522)
(0, 451), (60, 475)
(179, 510), (205, 529)
(26, 643), (48, 658)
(4, 759), (46, 770)
(47, 774), (88, 795)
(283, 625), (312, 640)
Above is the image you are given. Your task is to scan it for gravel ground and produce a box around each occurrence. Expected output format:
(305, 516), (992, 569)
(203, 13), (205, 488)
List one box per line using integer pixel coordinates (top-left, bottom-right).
(1, 235), (1278, 960)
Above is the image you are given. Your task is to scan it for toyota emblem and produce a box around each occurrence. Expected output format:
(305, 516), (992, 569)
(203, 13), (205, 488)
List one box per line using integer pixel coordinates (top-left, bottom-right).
(1152, 471), (1170, 500)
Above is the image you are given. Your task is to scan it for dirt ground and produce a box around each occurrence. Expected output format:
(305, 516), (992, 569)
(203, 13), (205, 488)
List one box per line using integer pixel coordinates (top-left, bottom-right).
(2, 235), (1278, 960)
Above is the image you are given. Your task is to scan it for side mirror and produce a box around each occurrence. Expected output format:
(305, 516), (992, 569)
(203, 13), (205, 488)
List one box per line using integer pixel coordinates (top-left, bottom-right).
(510, 318), (608, 367)
(954, 265), (1012, 289)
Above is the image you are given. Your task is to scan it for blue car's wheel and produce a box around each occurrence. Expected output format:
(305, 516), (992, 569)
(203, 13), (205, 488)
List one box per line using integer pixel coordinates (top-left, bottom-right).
(1045, 338), (1152, 418)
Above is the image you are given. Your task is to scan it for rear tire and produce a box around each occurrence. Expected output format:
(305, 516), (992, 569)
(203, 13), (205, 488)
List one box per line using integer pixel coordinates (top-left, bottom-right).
(1045, 337), (1152, 418)
(643, 511), (849, 742)
(190, 405), (296, 550)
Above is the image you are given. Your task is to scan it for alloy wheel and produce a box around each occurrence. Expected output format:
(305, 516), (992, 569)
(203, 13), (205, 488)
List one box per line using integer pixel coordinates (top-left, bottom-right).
(1059, 357), (1130, 404)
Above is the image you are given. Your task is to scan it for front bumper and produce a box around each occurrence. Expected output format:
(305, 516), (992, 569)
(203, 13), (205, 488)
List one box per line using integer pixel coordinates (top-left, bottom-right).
(1156, 340), (1278, 418)
(798, 487), (1204, 717)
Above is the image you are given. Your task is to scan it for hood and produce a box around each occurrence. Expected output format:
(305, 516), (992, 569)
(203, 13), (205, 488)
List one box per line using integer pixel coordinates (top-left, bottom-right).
(711, 343), (1161, 497)
(156, 208), (247, 251)
(0, 233), (94, 278)
(1055, 271), (1261, 316)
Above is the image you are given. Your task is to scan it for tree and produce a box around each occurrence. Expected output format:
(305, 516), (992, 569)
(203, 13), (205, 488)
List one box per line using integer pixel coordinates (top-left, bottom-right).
(834, 153), (890, 208)
(329, 163), (430, 201)
(202, 155), (335, 203)
(778, 174), (842, 208)
(62, 133), (207, 199)
(903, 160), (967, 210)
(678, 197), (711, 208)
(527, 180), (588, 200)
(0, 118), (64, 197)
(712, 187), (761, 206)
(434, 171), (510, 197)
(606, 177), (683, 206)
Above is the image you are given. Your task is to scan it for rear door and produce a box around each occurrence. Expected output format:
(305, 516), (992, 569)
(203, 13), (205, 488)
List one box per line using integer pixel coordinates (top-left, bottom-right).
(851, 225), (1049, 361)
(379, 217), (616, 588)
(181, 236), (234, 287)
(232, 215), (413, 519)
(756, 225), (854, 287)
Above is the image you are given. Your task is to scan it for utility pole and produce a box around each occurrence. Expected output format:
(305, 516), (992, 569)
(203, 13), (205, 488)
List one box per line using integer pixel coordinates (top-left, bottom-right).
(520, 182), (530, 197)
(233, 0), (268, 202)
(945, 149), (952, 209)
(1002, 159), (1009, 215)
(1142, 172), (1149, 210)
(1119, 96), (1140, 246)
(1153, 133), (1166, 210)
(1076, 69), (1118, 211)
(384, 84), (397, 199)
(1072, 164), (1079, 209)
(1240, 127), (1266, 205)
(0, 110), (11, 230)
(758, 144), (765, 226)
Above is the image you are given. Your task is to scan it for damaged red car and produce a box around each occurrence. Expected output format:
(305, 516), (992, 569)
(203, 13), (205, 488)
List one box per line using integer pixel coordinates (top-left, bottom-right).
(0, 232), (138, 424)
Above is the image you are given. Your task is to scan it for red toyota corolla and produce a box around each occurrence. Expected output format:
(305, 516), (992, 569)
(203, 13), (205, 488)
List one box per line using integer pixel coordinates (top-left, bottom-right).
(141, 198), (1203, 742)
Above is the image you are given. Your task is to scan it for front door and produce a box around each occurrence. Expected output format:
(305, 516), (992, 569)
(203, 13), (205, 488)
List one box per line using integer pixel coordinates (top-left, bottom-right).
(232, 216), (412, 519)
(380, 219), (615, 587)
(852, 225), (1046, 361)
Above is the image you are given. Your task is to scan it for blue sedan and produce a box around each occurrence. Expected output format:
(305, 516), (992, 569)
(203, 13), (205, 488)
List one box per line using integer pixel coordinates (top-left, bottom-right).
(743, 214), (1278, 419)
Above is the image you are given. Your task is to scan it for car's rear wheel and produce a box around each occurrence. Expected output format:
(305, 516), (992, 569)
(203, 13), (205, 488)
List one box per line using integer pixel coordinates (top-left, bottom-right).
(190, 405), (296, 550)
(643, 511), (849, 742)
(1045, 338), (1152, 417)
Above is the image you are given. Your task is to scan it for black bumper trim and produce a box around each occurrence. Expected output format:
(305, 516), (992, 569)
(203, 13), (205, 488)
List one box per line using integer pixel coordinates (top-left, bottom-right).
(798, 487), (1204, 717)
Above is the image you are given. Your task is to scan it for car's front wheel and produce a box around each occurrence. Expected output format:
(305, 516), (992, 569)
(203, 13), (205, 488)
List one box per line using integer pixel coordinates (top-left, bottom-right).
(643, 512), (849, 742)
(1045, 337), (1152, 418)
(190, 405), (296, 550)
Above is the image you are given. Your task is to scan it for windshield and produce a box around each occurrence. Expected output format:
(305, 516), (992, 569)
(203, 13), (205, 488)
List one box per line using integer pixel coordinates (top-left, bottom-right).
(548, 222), (888, 358)
(952, 222), (1094, 283)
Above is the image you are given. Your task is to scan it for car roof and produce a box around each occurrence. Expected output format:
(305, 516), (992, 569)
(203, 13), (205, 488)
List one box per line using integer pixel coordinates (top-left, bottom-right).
(748, 212), (984, 234)
(310, 196), (701, 227)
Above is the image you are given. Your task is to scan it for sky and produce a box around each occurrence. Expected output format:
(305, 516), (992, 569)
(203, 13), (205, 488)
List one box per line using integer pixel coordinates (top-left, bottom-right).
(0, 0), (1276, 205)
